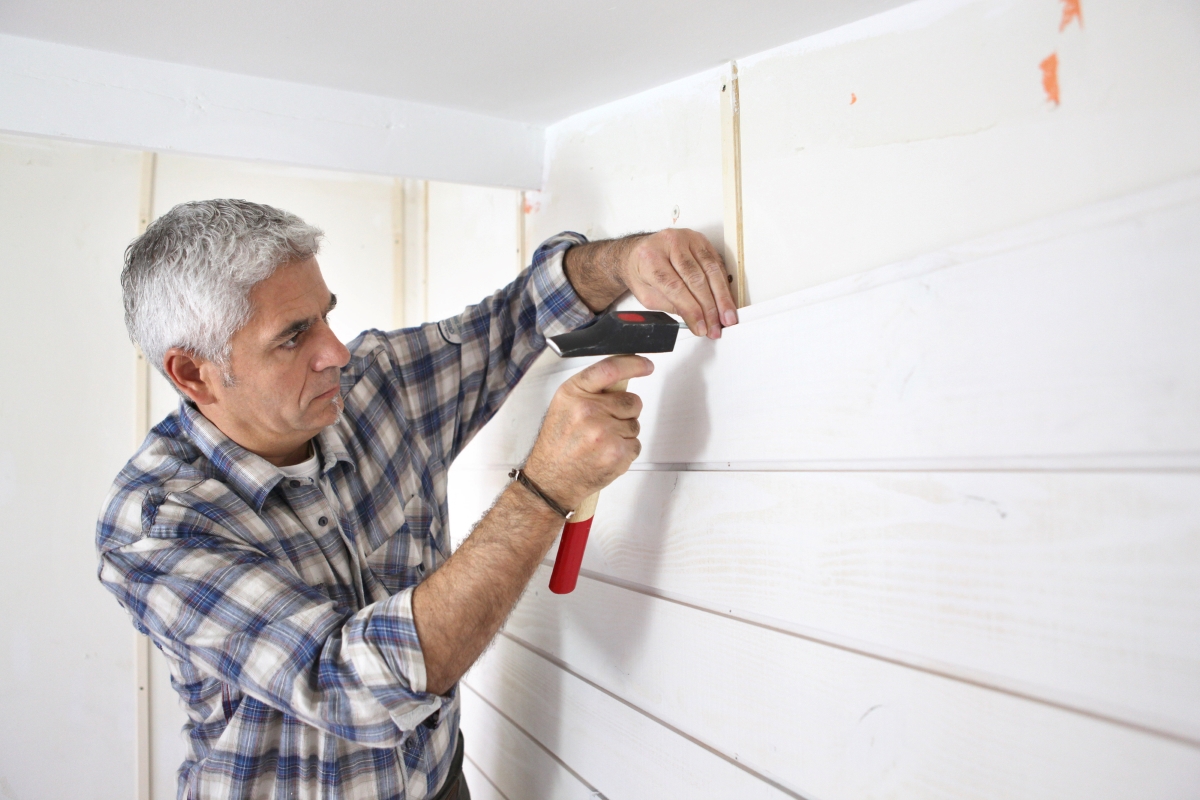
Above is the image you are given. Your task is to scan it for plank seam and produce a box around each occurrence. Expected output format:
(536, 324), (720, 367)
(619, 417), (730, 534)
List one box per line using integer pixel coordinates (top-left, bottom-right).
(458, 455), (1200, 473)
(541, 562), (1200, 750)
(462, 754), (513, 800)
(460, 682), (603, 797)
(496, 631), (813, 800)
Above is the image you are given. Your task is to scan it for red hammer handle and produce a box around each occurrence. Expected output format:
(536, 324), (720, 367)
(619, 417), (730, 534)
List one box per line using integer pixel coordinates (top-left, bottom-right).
(548, 378), (628, 594)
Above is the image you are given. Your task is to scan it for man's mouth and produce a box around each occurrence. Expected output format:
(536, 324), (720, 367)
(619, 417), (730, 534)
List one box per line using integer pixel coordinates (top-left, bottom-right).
(314, 385), (341, 402)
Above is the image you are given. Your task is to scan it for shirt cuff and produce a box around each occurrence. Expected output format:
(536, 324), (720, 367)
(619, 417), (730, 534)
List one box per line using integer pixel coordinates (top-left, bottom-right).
(528, 231), (596, 339)
(344, 587), (443, 731)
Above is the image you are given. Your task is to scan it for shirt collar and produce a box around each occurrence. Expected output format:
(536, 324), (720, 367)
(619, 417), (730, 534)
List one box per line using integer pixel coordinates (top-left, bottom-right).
(179, 403), (355, 512)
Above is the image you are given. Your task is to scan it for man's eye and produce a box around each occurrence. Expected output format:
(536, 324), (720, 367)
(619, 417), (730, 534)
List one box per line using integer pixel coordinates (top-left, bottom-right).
(282, 334), (301, 349)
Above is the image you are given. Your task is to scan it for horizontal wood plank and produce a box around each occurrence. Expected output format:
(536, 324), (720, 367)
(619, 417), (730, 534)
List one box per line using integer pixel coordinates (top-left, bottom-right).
(461, 686), (595, 800)
(450, 468), (1200, 742)
(465, 635), (797, 800)
(495, 565), (1200, 800)
(457, 176), (1200, 471)
(736, 0), (1200, 303)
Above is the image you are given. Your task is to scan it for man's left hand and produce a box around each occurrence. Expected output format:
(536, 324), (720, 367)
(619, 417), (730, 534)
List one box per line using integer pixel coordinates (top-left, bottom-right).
(621, 229), (738, 339)
(563, 228), (740, 339)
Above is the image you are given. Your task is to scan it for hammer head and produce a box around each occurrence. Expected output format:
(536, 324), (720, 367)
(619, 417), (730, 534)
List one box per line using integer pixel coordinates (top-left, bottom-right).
(547, 310), (681, 358)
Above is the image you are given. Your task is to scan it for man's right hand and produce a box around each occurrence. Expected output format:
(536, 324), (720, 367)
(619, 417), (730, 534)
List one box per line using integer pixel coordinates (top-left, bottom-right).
(522, 354), (654, 512)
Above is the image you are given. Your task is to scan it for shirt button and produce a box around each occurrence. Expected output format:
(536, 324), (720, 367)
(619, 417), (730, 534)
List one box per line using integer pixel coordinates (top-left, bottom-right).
(289, 480), (300, 488)
(318, 516), (328, 526)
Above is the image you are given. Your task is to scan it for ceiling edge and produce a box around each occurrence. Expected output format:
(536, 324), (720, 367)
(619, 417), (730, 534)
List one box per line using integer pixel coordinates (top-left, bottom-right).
(0, 34), (544, 189)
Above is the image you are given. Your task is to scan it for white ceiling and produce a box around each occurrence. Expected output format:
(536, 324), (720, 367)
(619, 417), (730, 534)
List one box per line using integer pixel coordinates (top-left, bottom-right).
(0, 0), (908, 124)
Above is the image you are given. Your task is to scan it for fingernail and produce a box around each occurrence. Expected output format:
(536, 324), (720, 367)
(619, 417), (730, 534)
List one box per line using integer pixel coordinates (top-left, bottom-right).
(723, 309), (738, 326)
(712, 325), (722, 339)
(695, 320), (707, 337)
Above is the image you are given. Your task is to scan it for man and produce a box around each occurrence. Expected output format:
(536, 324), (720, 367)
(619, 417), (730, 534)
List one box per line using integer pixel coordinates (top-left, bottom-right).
(97, 199), (737, 799)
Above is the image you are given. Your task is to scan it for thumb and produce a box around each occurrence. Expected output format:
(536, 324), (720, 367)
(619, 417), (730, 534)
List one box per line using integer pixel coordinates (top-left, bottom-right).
(573, 355), (655, 394)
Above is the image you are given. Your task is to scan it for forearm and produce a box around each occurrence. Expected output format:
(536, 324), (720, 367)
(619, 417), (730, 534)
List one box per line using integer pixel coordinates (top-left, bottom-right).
(411, 481), (565, 695)
(563, 234), (646, 312)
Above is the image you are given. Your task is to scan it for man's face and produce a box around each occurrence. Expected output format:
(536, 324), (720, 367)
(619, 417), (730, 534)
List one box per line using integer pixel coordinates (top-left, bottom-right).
(202, 257), (351, 461)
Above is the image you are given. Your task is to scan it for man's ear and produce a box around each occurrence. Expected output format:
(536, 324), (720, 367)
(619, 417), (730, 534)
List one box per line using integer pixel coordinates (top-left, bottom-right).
(163, 348), (220, 406)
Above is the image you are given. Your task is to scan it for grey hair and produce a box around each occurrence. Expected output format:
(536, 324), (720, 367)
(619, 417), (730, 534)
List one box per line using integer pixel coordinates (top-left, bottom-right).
(122, 199), (323, 382)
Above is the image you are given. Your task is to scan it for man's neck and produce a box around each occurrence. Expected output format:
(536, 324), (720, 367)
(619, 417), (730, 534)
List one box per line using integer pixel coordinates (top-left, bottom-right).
(197, 404), (314, 467)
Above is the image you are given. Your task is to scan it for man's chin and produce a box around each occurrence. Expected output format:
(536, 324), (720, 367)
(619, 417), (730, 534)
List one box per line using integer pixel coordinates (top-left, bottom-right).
(306, 394), (344, 429)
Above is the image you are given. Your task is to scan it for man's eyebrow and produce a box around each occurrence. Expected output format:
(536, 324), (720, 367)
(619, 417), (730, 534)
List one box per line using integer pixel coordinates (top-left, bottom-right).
(269, 294), (338, 345)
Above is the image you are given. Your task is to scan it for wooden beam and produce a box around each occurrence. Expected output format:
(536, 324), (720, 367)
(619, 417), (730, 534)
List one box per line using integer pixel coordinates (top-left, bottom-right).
(398, 179), (412, 331)
(133, 150), (156, 800)
(720, 61), (747, 308)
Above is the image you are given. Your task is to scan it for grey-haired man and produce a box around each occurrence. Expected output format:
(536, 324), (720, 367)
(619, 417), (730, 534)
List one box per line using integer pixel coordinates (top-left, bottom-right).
(97, 199), (737, 799)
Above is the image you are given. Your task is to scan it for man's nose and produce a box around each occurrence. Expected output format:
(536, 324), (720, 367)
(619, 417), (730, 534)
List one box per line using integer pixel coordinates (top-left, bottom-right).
(312, 320), (351, 372)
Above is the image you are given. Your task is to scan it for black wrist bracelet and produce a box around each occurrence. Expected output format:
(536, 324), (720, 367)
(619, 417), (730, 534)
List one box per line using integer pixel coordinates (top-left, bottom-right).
(509, 468), (575, 520)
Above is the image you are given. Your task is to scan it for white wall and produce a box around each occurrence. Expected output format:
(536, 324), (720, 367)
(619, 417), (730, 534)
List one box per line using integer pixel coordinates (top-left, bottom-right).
(0, 33), (544, 190)
(0, 133), (142, 800)
(426, 182), (524, 322)
(737, 0), (1200, 302)
(454, 0), (1200, 797)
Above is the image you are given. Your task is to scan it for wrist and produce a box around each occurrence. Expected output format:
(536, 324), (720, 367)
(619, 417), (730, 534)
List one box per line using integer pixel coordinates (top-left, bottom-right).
(509, 468), (575, 519)
(564, 236), (641, 312)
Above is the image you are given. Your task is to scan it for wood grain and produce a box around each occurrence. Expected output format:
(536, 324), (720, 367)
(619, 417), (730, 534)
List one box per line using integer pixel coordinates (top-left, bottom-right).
(452, 467), (1200, 742)
(456, 175), (1200, 471)
(466, 636), (798, 800)
(493, 565), (1200, 800)
(736, 0), (1200, 303)
(461, 684), (597, 800)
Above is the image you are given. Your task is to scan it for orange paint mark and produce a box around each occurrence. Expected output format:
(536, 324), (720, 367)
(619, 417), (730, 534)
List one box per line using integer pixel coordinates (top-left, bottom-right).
(1040, 53), (1060, 106)
(850, 93), (857, 105)
(1058, 0), (1083, 31)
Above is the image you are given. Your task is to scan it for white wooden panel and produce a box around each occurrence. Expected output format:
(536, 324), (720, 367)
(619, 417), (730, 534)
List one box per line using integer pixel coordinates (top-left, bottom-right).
(461, 760), (507, 800)
(151, 155), (396, 347)
(457, 176), (1200, 470)
(426, 181), (523, 322)
(527, 67), (726, 258)
(465, 636), (795, 800)
(0, 132), (141, 799)
(461, 685), (597, 800)
(499, 566), (1200, 800)
(737, 0), (1200, 302)
(149, 648), (187, 800)
(452, 469), (1200, 741)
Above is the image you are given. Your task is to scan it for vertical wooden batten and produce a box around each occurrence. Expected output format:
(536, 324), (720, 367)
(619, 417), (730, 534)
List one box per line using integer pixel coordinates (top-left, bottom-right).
(391, 178), (406, 329)
(133, 150), (157, 800)
(422, 181), (430, 322)
(720, 62), (747, 308)
(517, 191), (528, 273)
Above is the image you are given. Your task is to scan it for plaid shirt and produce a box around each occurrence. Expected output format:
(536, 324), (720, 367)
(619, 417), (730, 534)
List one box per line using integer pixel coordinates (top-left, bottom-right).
(96, 233), (592, 799)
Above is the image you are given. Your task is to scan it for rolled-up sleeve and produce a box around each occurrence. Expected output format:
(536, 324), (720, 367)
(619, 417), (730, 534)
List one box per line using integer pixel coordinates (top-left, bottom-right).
(100, 527), (440, 747)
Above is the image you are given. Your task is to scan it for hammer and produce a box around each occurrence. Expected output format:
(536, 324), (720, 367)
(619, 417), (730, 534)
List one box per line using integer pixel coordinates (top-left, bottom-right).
(543, 310), (683, 594)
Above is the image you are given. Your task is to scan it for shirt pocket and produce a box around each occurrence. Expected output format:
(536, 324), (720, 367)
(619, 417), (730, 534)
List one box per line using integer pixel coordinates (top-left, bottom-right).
(365, 494), (440, 595)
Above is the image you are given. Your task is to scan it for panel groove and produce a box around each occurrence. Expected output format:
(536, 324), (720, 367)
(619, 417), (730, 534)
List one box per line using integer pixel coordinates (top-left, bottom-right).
(461, 682), (602, 796)
(538, 563), (1200, 750)
(461, 755), (513, 800)
(460, 454), (1200, 473)
(496, 631), (812, 799)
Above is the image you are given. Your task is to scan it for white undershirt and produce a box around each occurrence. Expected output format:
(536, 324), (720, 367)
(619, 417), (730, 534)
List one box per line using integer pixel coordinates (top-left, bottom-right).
(277, 447), (321, 481)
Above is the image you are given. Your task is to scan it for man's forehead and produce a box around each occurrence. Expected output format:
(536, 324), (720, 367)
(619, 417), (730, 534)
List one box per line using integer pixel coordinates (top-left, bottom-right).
(245, 258), (334, 336)
(251, 259), (328, 312)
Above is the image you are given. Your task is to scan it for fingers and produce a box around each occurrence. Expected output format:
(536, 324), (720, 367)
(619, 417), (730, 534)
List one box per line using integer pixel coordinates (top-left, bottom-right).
(691, 238), (739, 330)
(631, 230), (739, 340)
(573, 355), (654, 395)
